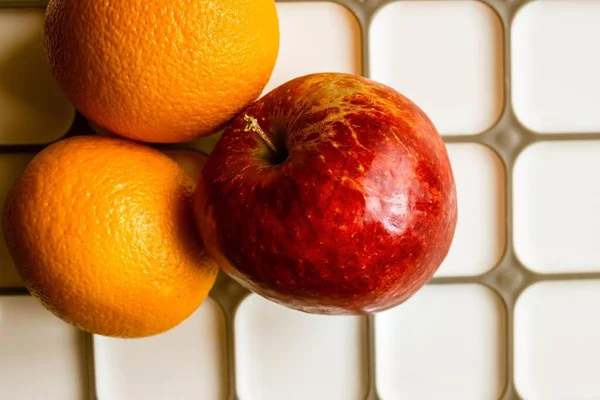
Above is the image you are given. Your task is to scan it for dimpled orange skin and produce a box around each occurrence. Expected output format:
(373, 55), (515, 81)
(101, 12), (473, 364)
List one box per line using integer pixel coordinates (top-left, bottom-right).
(43, 0), (280, 143)
(2, 136), (219, 338)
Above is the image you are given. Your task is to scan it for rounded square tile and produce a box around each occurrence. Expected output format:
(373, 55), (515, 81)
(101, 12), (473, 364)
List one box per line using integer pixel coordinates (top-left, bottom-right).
(515, 280), (600, 399)
(94, 298), (227, 400)
(0, 153), (34, 288)
(0, 296), (86, 399)
(235, 294), (368, 400)
(0, 9), (74, 144)
(375, 284), (506, 400)
(514, 141), (600, 273)
(262, 2), (361, 94)
(512, 1), (600, 133)
(370, 1), (504, 135)
(436, 144), (506, 277)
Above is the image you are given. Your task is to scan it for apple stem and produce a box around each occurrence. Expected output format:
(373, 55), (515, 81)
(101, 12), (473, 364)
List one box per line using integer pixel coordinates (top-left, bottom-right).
(244, 115), (277, 154)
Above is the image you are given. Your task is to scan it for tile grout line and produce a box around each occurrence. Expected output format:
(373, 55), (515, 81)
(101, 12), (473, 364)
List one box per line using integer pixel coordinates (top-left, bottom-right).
(83, 332), (98, 400)
(364, 314), (381, 400)
(207, 271), (251, 400)
(224, 307), (239, 400)
(486, 2), (518, 398)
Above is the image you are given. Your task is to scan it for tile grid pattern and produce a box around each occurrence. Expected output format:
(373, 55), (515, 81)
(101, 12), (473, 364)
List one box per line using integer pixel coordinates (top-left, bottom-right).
(0, 0), (598, 399)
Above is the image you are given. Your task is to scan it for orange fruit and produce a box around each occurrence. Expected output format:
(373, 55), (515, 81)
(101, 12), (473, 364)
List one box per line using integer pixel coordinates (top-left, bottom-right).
(2, 136), (218, 338)
(43, 0), (280, 143)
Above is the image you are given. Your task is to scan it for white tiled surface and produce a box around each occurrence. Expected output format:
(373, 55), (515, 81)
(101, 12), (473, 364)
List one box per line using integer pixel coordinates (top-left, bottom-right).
(436, 144), (506, 277)
(0, 296), (85, 399)
(512, 1), (600, 133)
(94, 298), (227, 400)
(514, 141), (600, 273)
(515, 280), (600, 399)
(0, 9), (74, 144)
(2, 1), (600, 399)
(375, 284), (506, 400)
(236, 295), (368, 400)
(370, 1), (504, 135)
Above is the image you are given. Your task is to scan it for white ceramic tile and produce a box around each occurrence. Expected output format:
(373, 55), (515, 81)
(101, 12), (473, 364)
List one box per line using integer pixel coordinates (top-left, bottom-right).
(0, 9), (74, 144)
(0, 296), (85, 399)
(515, 280), (600, 399)
(512, 1), (600, 133)
(370, 1), (503, 135)
(236, 295), (367, 400)
(514, 141), (600, 273)
(436, 144), (505, 277)
(262, 2), (361, 94)
(0, 154), (33, 287)
(94, 298), (227, 400)
(376, 284), (505, 400)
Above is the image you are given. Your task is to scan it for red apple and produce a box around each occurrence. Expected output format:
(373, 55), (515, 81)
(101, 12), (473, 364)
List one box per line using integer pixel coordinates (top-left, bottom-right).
(194, 73), (457, 314)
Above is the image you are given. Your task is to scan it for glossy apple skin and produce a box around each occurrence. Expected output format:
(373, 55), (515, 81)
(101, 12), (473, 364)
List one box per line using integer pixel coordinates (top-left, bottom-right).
(195, 73), (457, 314)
